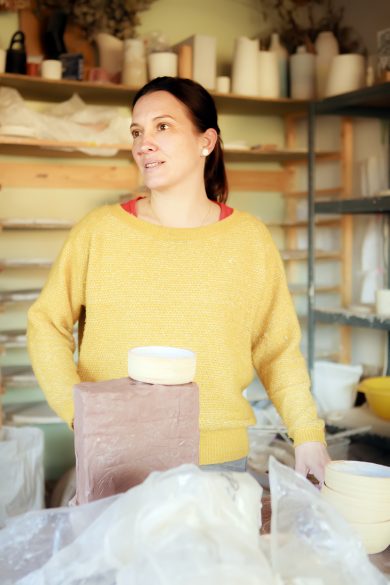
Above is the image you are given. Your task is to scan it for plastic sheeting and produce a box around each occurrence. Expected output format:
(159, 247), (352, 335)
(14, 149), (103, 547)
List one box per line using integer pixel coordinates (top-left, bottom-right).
(0, 426), (44, 525)
(0, 88), (131, 156)
(0, 460), (386, 585)
(0, 465), (273, 585)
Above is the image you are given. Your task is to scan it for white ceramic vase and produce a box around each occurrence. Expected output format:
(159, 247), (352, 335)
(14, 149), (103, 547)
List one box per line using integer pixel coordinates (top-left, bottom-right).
(231, 36), (259, 96)
(314, 31), (339, 98)
(269, 32), (288, 97)
(258, 50), (279, 98)
(290, 46), (316, 99)
(147, 52), (178, 80)
(325, 54), (366, 97)
(95, 32), (123, 79)
(122, 38), (147, 87)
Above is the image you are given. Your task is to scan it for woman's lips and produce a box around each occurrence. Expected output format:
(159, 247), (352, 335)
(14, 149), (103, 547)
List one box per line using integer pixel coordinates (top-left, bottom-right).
(144, 160), (165, 169)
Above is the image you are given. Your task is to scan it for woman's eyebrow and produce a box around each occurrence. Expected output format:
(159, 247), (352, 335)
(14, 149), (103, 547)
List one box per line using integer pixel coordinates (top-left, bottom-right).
(130, 114), (176, 129)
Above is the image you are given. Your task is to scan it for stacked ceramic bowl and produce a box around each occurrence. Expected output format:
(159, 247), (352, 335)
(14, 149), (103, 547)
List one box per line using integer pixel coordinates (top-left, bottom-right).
(321, 460), (390, 554)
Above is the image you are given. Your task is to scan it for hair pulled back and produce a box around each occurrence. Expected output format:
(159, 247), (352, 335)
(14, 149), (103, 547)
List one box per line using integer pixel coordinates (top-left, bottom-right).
(132, 77), (228, 203)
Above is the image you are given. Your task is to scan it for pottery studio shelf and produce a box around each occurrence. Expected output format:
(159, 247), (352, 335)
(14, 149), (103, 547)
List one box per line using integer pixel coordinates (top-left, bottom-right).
(0, 135), (339, 165)
(0, 218), (74, 230)
(0, 72), (308, 115)
(315, 308), (390, 330)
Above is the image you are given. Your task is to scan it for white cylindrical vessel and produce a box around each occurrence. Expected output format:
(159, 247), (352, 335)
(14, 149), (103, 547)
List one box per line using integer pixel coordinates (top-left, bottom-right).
(231, 36), (259, 96)
(290, 46), (316, 99)
(314, 30), (339, 98)
(269, 32), (288, 97)
(147, 52), (178, 80)
(376, 289), (390, 316)
(325, 53), (366, 97)
(128, 346), (196, 385)
(122, 38), (147, 86)
(258, 50), (279, 98)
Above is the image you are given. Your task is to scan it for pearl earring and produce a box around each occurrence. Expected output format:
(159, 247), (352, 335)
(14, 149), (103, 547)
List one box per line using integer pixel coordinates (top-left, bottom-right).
(201, 148), (209, 157)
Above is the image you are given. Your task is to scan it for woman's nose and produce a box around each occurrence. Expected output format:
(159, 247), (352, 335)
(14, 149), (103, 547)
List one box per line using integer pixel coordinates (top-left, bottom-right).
(137, 137), (157, 154)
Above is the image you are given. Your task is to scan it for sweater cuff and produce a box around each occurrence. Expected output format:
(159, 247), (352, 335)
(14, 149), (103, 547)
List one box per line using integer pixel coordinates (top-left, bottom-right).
(292, 425), (326, 447)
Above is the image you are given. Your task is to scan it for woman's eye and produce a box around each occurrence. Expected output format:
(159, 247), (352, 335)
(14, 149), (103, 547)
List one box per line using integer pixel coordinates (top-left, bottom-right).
(158, 123), (169, 131)
(131, 129), (140, 138)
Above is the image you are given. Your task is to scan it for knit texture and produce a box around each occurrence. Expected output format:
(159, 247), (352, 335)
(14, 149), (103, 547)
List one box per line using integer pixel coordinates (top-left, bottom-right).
(27, 204), (325, 464)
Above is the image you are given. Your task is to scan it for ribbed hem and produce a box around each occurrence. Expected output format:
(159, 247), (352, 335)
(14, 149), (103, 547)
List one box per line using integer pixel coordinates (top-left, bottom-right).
(293, 426), (327, 447)
(199, 428), (249, 465)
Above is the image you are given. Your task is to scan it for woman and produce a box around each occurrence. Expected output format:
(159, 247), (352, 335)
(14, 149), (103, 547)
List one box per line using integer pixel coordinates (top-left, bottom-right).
(27, 76), (330, 482)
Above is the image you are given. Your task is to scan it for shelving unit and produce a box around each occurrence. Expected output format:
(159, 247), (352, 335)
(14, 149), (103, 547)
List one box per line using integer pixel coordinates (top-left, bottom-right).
(0, 72), (332, 418)
(307, 83), (390, 374)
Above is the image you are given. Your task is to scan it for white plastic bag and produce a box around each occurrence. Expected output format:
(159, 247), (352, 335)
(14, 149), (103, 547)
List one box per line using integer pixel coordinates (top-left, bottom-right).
(268, 456), (387, 585)
(0, 88), (131, 156)
(0, 426), (44, 524)
(0, 465), (274, 585)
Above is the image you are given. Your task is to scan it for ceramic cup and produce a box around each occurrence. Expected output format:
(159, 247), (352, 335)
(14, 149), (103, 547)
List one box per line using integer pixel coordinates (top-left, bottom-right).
(41, 59), (62, 80)
(216, 76), (230, 93)
(258, 51), (279, 98)
(148, 52), (178, 80)
(325, 54), (365, 97)
(376, 289), (390, 316)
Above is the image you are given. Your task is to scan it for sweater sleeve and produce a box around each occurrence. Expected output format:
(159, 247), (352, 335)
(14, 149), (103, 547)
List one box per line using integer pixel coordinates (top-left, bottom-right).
(251, 225), (325, 447)
(27, 212), (95, 427)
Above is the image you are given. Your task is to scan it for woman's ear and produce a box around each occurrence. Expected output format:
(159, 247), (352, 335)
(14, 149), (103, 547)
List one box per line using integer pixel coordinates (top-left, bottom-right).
(201, 128), (218, 154)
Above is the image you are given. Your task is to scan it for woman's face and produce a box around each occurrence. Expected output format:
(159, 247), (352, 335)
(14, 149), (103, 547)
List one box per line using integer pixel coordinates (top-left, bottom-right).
(131, 91), (207, 192)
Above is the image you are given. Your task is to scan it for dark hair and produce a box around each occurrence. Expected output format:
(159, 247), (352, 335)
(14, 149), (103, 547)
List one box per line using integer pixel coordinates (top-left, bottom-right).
(132, 77), (228, 203)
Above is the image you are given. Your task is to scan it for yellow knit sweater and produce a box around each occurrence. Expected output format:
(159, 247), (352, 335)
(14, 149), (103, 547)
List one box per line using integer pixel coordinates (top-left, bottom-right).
(27, 204), (325, 464)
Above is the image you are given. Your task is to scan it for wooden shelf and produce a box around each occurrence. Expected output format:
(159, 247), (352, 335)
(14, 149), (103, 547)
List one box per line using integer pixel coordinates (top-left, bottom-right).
(281, 250), (341, 261)
(1, 365), (36, 388)
(315, 308), (390, 330)
(0, 329), (27, 349)
(266, 218), (341, 228)
(0, 259), (52, 270)
(0, 289), (40, 304)
(0, 218), (74, 230)
(289, 285), (341, 295)
(0, 73), (308, 115)
(315, 196), (390, 215)
(0, 135), (338, 163)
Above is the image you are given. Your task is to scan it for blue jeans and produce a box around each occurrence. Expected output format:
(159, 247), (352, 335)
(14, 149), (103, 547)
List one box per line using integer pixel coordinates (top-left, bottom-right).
(199, 457), (247, 472)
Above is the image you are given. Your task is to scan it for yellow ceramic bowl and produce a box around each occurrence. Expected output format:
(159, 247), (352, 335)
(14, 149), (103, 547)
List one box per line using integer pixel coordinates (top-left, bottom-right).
(325, 461), (390, 499)
(350, 519), (390, 554)
(321, 484), (390, 523)
(358, 377), (390, 420)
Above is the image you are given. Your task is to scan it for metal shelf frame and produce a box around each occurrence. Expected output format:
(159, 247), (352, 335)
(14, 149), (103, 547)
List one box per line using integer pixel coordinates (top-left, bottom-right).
(307, 83), (390, 376)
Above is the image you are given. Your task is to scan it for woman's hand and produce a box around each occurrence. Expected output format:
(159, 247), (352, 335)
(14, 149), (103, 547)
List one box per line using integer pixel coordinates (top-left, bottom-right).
(294, 441), (331, 485)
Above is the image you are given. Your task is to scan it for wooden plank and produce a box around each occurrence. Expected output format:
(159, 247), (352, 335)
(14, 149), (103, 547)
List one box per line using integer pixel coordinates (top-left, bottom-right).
(0, 162), (140, 190)
(289, 187), (342, 199)
(227, 168), (293, 192)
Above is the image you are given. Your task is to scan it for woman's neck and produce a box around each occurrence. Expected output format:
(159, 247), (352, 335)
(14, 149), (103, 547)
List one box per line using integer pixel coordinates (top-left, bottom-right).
(137, 188), (220, 228)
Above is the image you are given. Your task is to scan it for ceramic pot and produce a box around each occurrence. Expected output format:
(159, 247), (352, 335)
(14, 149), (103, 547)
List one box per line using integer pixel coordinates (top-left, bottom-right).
(325, 53), (365, 97)
(147, 52), (178, 80)
(258, 50), (279, 98)
(95, 32), (123, 80)
(290, 46), (315, 99)
(122, 38), (147, 86)
(269, 32), (288, 97)
(231, 36), (259, 96)
(315, 31), (339, 98)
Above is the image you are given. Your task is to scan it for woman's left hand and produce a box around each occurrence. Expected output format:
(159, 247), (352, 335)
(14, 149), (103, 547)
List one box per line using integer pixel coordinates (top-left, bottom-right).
(294, 441), (331, 485)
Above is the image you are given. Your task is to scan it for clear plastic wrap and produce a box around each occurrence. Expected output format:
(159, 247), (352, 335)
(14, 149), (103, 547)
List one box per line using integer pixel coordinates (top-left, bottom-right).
(268, 456), (387, 585)
(0, 426), (44, 525)
(0, 465), (274, 585)
(0, 88), (131, 156)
